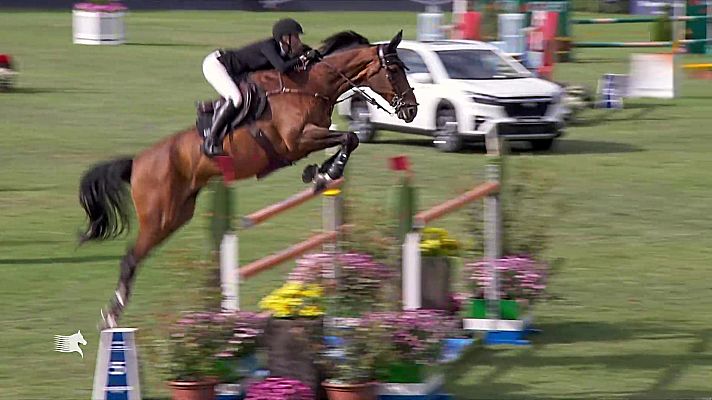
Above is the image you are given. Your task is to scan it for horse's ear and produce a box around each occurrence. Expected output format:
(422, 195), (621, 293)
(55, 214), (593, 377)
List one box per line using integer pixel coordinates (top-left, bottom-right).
(388, 30), (403, 53)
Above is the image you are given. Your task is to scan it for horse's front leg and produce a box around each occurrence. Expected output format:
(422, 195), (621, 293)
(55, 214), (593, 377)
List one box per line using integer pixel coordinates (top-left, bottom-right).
(298, 124), (359, 188)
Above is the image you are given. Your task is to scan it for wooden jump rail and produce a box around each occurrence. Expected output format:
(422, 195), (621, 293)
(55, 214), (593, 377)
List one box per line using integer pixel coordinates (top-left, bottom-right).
(413, 181), (500, 228)
(220, 179), (345, 311)
(241, 178), (345, 228)
(239, 227), (347, 280)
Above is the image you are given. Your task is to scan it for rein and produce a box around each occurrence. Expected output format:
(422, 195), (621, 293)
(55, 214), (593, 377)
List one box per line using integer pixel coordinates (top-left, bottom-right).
(264, 44), (414, 116)
(265, 73), (331, 102)
(320, 55), (394, 115)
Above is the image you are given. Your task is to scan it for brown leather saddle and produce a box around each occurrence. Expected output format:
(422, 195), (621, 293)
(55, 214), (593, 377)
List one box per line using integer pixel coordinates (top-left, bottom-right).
(195, 80), (268, 139)
(196, 80), (293, 179)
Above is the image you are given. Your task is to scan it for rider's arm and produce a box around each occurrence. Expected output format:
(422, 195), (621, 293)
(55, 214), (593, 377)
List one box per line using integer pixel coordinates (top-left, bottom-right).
(260, 42), (300, 73)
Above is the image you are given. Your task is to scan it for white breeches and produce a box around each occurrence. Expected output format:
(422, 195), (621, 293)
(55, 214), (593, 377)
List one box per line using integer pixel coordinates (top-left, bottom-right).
(202, 50), (243, 107)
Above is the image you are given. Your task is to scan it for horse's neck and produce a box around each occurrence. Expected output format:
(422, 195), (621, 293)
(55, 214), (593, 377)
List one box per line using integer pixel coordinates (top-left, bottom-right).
(310, 48), (374, 100)
(250, 47), (373, 103)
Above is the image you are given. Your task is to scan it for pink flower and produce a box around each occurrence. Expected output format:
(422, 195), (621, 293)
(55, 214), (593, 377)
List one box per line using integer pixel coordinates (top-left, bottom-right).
(73, 2), (127, 12)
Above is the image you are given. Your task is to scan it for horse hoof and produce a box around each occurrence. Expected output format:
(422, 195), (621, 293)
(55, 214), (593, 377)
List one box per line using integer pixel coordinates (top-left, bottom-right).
(99, 309), (117, 331)
(313, 173), (332, 193)
(302, 164), (318, 184)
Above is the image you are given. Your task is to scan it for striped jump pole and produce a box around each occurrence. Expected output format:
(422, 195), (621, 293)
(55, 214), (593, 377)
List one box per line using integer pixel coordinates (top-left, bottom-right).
(574, 41), (673, 48)
(574, 38), (712, 48)
(572, 15), (712, 25)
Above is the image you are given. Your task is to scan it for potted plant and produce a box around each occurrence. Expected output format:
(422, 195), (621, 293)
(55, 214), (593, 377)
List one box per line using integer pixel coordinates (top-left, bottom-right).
(366, 310), (457, 384)
(72, 0), (127, 45)
(259, 281), (327, 397)
(464, 255), (548, 320)
(165, 311), (237, 400)
(331, 252), (394, 317)
(320, 321), (382, 400)
(214, 312), (268, 390)
(419, 227), (460, 310)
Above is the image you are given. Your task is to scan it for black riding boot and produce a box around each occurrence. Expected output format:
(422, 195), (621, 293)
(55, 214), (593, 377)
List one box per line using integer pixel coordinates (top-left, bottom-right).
(202, 101), (238, 157)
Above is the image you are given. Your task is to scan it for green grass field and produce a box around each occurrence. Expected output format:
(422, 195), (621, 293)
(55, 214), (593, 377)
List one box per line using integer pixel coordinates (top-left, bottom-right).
(2, 10), (712, 400)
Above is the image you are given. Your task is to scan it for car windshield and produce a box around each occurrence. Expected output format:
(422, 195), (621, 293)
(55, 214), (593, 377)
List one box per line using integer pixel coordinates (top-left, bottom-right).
(436, 49), (531, 80)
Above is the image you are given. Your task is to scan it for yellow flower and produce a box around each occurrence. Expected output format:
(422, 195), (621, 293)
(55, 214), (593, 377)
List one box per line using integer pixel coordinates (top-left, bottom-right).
(273, 308), (291, 318)
(302, 284), (324, 298)
(299, 305), (324, 317)
(286, 298), (304, 308)
(423, 227), (448, 236)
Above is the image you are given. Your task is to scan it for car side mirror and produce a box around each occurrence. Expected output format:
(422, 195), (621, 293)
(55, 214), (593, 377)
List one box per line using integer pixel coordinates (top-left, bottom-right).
(408, 73), (432, 84)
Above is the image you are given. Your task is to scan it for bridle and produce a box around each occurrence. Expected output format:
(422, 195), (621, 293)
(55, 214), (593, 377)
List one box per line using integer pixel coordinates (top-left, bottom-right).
(321, 44), (416, 115)
(268, 44), (416, 116)
(376, 44), (416, 114)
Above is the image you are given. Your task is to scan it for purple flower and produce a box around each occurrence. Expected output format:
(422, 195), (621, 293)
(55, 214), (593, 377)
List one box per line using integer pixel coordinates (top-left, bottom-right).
(464, 255), (548, 301)
(245, 377), (313, 400)
(362, 310), (460, 364)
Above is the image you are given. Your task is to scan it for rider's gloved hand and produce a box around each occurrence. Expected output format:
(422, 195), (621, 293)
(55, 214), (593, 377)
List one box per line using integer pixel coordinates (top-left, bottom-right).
(304, 49), (322, 61)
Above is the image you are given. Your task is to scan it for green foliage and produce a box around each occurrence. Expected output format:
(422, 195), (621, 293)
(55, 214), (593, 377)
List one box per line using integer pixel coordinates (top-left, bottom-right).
(162, 312), (236, 382)
(651, 7), (672, 42)
(322, 323), (388, 384)
(480, 1), (501, 41)
(570, 0), (629, 13)
(467, 157), (564, 259)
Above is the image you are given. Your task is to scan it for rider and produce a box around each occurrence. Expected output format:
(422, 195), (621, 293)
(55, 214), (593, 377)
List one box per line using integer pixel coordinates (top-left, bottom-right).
(201, 18), (321, 157)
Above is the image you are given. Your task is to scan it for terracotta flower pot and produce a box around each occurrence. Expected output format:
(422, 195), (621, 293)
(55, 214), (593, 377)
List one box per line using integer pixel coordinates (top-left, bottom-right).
(322, 381), (377, 400)
(168, 378), (218, 400)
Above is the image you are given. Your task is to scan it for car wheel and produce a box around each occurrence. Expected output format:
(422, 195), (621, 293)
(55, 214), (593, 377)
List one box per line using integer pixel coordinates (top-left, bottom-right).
(433, 106), (462, 153)
(349, 99), (376, 143)
(530, 138), (555, 151)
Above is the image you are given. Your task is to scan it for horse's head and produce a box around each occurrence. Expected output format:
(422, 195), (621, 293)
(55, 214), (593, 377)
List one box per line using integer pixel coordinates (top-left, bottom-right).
(365, 31), (418, 123)
(316, 30), (417, 122)
(76, 330), (87, 345)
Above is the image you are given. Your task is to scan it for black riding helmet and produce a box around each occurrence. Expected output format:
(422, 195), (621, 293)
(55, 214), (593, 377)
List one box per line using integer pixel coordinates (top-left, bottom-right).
(272, 18), (304, 42)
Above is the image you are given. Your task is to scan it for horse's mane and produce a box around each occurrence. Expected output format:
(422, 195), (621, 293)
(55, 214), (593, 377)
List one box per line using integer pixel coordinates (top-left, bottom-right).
(318, 31), (371, 56)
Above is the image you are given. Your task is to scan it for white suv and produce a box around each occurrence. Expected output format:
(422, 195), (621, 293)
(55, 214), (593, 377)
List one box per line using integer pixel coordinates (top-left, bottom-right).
(336, 40), (566, 151)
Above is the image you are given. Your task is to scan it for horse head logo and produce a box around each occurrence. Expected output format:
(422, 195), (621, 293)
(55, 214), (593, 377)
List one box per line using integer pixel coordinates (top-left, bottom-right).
(54, 330), (88, 358)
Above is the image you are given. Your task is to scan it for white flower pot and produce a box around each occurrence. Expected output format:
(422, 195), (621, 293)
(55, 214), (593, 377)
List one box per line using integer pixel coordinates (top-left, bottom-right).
(72, 10), (125, 45)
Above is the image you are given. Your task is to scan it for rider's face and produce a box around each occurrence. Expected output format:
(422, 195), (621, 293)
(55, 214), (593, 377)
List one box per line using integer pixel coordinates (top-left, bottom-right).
(281, 34), (303, 55)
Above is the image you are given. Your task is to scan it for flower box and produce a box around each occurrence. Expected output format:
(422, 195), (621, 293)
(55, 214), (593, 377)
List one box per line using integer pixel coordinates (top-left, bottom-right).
(264, 317), (325, 398)
(72, 3), (126, 45)
(439, 338), (475, 363)
(420, 257), (451, 311)
(467, 299), (523, 320)
(377, 374), (444, 398)
(377, 361), (424, 384)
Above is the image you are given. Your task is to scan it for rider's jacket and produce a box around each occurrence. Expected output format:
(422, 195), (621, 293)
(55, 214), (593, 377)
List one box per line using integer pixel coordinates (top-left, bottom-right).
(217, 38), (301, 81)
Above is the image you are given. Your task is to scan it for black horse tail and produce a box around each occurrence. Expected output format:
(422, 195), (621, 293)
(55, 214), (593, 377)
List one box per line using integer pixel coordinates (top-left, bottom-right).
(78, 157), (133, 244)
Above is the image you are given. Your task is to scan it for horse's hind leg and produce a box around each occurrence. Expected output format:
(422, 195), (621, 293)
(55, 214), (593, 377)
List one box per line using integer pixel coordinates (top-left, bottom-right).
(100, 173), (199, 329)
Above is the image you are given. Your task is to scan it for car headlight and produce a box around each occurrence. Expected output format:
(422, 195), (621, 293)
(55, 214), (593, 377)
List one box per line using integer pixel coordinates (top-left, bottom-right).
(551, 90), (563, 104)
(466, 92), (500, 106)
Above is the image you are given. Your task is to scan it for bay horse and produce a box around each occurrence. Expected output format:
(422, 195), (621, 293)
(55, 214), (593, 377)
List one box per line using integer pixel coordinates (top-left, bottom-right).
(78, 30), (418, 329)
